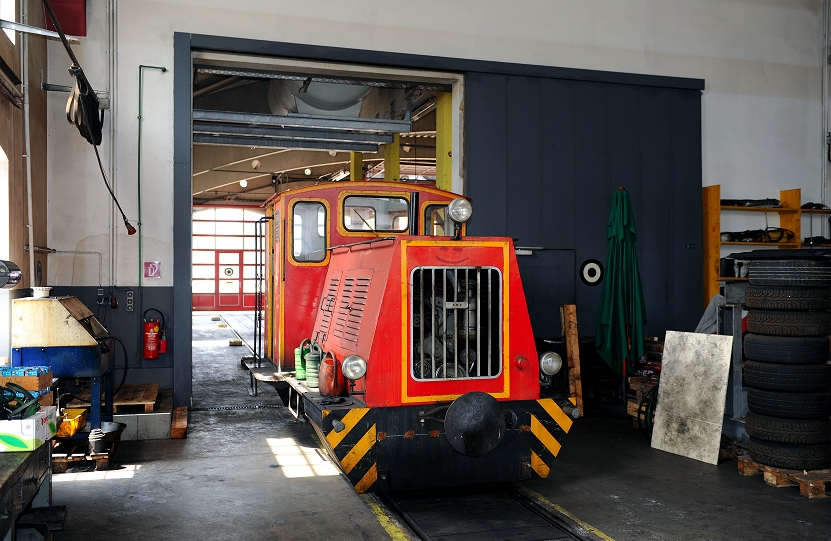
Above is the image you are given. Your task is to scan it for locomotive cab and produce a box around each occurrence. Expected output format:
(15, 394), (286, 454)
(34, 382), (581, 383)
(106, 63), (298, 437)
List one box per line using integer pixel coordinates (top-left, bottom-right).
(262, 182), (578, 493)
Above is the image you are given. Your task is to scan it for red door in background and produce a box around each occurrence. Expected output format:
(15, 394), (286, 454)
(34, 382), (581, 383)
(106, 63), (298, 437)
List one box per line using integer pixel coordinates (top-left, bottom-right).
(217, 251), (243, 308)
(192, 206), (263, 311)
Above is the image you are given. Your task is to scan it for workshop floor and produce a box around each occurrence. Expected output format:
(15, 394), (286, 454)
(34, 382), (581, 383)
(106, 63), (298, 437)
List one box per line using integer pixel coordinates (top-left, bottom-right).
(51, 313), (831, 541)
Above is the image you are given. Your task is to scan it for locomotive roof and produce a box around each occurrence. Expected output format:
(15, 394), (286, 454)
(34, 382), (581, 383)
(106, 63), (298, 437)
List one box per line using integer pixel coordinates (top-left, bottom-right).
(262, 181), (467, 208)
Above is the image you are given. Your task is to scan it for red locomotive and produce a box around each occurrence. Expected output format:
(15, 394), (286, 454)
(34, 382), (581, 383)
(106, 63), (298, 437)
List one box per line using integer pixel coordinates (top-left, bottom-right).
(262, 181), (577, 492)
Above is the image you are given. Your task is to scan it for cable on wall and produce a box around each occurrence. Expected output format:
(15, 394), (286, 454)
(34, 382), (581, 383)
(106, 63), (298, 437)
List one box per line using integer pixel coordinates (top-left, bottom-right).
(41, 0), (135, 236)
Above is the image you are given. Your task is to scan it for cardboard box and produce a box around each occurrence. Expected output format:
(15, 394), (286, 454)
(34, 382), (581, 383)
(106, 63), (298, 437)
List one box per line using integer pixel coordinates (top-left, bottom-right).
(0, 372), (53, 392)
(0, 407), (57, 452)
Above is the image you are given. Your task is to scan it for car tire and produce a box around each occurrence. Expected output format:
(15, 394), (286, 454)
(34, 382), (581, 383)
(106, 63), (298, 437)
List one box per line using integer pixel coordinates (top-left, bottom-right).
(747, 389), (831, 420)
(745, 411), (831, 445)
(746, 310), (831, 337)
(748, 437), (831, 470)
(743, 334), (830, 365)
(745, 285), (831, 311)
(743, 361), (831, 392)
(749, 260), (831, 287)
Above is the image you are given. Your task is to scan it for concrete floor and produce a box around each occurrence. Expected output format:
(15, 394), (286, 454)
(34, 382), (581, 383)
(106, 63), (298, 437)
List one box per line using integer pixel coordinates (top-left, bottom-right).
(51, 313), (831, 541)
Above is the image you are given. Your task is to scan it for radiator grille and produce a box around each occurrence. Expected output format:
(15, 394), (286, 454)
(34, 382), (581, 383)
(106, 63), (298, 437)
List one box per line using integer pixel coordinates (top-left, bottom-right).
(318, 273), (341, 340)
(344, 276), (371, 344)
(410, 267), (502, 380)
(330, 273), (372, 346)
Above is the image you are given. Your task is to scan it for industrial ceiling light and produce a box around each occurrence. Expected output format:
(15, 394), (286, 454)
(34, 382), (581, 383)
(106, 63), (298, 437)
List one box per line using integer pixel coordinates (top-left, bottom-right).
(330, 170), (349, 182)
(304, 168), (312, 176)
(251, 159), (261, 169)
(239, 179), (248, 188)
(328, 150), (338, 157)
(411, 97), (437, 122)
(402, 145), (411, 153)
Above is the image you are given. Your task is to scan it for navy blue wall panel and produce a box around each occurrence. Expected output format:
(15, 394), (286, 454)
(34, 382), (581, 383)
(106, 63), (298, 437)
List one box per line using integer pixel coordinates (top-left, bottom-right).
(670, 89), (704, 332)
(48, 286), (175, 388)
(540, 79), (576, 250)
(506, 76), (542, 248)
(466, 73), (508, 237)
(465, 72), (702, 340)
(638, 87), (673, 336)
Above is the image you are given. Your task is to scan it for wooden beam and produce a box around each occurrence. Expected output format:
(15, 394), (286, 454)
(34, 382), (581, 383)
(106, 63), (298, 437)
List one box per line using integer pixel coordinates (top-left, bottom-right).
(559, 304), (583, 416)
(171, 406), (189, 439)
(435, 91), (452, 191)
(349, 152), (363, 181)
(383, 133), (400, 181)
(702, 185), (720, 308)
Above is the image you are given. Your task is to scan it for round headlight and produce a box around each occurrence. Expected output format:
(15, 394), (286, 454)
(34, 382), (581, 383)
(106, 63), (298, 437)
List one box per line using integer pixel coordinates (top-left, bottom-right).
(342, 355), (367, 380)
(447, 198), (473, 223)
(539, 351), (563, 376)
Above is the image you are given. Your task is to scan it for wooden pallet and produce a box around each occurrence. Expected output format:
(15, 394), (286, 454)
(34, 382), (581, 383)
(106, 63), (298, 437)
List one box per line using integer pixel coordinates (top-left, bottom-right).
(51, 441), (114, 473)
(67, 383), (159, 413)
(737, 455), (831, 499)
(627, 377), (658, 427)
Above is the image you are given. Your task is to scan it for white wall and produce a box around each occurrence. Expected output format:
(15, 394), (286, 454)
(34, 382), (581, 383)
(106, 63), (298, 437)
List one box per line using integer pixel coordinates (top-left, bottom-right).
(47, 0), (826, 286)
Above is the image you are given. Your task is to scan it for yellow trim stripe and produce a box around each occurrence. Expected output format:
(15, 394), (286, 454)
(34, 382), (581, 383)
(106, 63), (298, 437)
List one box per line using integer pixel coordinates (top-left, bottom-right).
(341, 424), (377, 474)
(569, 397), (577, 406)
(530, 450), (550, 478)
(360, 494), (413, 541)
(325, 408), (370, 449)
(516, 487), (617, 541)
(530, 414), (562, 456)
(400, 240), (512, 403)
(538, 398), (573, 433)
(355, 462), (378, 494)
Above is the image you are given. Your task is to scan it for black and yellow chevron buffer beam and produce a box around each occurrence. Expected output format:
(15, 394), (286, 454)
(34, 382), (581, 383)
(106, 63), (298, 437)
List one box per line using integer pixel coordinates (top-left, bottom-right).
(323, 408), (379, 493)
(528, 398), (575, 478)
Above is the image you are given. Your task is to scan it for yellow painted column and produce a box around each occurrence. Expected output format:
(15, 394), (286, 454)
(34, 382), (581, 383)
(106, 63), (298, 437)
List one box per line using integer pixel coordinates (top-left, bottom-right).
(435, 91), (452, 191)
(384, 133), (400, 182)
(350, 152), (363, 181)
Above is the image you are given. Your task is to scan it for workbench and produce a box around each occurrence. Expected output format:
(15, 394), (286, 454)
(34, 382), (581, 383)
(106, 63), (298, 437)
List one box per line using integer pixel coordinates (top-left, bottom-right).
(0, 445), (52, 540)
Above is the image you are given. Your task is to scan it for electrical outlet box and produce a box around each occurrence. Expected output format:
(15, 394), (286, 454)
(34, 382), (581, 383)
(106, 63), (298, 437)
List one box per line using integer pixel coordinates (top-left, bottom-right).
(126, 290), (134, 312)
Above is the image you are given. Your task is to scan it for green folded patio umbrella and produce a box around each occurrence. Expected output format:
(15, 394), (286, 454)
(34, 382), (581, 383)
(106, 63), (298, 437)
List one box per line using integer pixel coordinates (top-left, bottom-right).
(595, 187), (647, 377)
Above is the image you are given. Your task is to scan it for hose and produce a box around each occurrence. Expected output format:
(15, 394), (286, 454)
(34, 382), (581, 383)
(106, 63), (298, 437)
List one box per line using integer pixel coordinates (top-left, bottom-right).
(106, 335), (130, 397)
(636, 382), (660, 435)
(143, 308), (165, 329)
(56, 334), (129, 412)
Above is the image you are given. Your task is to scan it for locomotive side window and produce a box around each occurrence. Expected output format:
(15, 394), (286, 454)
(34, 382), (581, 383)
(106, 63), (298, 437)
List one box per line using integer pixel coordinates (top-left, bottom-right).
(292, 201), (327, 262)
(424, 205), (448, 236)
(343, 196), (409, 232)
(410, 266), (502, 380)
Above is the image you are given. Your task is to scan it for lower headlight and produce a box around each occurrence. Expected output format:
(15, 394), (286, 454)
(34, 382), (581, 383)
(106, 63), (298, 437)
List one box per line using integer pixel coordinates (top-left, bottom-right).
(539, 351), (563, 376)
(342, 355), (367, 380)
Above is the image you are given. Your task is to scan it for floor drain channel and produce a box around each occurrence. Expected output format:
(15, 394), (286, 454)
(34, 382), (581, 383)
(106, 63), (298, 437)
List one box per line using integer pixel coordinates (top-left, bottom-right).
(191, 404), (283, 411)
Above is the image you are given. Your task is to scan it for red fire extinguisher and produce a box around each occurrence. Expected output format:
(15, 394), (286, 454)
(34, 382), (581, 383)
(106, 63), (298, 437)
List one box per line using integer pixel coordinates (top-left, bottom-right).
(143, 308), (166, 359)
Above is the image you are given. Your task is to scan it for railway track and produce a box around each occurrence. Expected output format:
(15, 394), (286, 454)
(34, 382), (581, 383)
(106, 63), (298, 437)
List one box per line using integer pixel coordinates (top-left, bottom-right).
(375, 483), (611, 541)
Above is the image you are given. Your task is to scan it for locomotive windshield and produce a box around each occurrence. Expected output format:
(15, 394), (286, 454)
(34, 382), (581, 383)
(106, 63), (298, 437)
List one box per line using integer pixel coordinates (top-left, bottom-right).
(292, 201), (327, 262)
(343, 196), (409, 232)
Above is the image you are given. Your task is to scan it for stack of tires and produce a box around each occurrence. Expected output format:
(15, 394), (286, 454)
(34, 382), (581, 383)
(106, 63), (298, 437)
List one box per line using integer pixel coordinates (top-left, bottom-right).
(743, 259), (831, 470)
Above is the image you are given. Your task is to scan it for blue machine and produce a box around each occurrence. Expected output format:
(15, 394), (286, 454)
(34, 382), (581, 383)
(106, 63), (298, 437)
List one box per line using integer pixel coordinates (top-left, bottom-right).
(10, 297), (114, 430)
